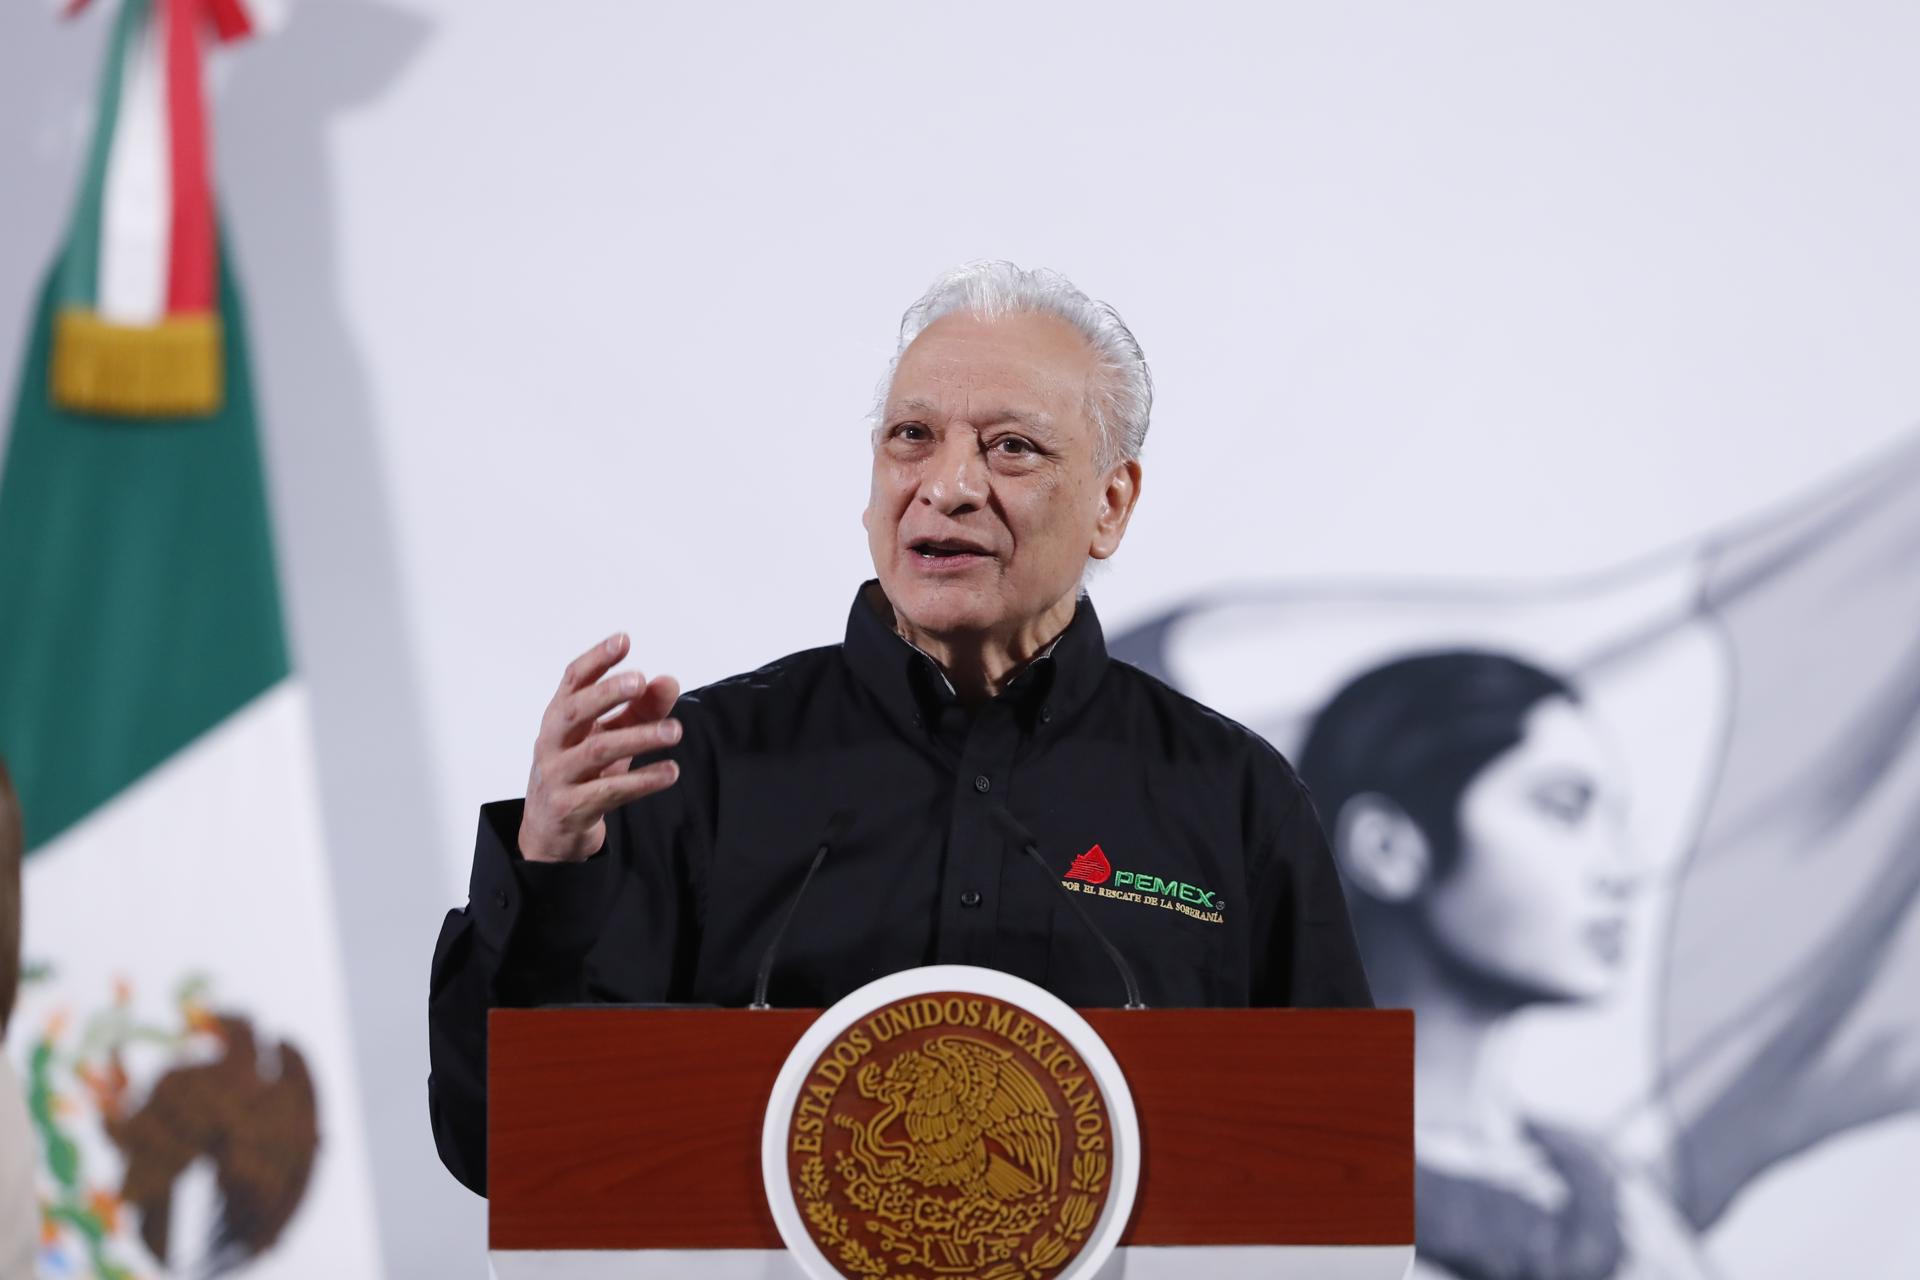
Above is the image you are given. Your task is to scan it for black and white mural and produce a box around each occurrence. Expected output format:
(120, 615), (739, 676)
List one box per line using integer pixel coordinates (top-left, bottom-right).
(1114, 433), (1920, 1278)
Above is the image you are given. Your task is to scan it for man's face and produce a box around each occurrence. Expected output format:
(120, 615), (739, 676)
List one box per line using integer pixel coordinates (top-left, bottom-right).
(864, 310), (1140, 640)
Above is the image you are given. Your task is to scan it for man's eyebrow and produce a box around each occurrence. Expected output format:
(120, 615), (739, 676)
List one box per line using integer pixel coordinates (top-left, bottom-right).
(994, 407), (1056, 433)
(882, 399), (1057, 434)
(885, 397), (941, 420)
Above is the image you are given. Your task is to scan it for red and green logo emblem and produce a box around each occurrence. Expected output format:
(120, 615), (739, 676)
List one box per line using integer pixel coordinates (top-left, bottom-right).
(1064, 845), (1111, 884)
(1059, 845), (1223, 923)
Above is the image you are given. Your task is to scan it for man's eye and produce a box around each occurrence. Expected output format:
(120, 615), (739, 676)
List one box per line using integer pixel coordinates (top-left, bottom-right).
(994, 437), (1034, 456)
(891, 422), (929, 441)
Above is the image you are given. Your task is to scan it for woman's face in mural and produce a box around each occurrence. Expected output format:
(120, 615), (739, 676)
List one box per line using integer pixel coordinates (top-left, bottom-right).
(1423, 695), (1635, 1002)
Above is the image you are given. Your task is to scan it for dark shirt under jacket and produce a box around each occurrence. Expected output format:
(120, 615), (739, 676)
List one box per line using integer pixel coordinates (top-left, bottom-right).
(428, 581), (1372, 1194)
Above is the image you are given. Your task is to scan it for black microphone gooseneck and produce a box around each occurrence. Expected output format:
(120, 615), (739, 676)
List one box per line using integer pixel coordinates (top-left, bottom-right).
(750, 810), (853, 1010)
(989, 804), (1147, 1010)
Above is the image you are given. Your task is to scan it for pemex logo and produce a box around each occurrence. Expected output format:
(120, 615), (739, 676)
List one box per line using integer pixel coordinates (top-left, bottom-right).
(1064, 844), (1112, 885)
(1059, 844), (1224, 924)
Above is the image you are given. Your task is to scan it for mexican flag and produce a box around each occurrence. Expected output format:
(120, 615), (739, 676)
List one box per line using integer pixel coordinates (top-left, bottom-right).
(0, 2), (380, 1276)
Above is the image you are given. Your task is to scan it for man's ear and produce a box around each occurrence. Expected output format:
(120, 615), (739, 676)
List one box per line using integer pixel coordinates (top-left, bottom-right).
(1332, 792), (1432, 905)
(1088, 459), (1142, 561)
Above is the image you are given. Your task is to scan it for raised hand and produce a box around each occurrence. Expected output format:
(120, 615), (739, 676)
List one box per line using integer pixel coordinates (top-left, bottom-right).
(517, 632), (681, 863)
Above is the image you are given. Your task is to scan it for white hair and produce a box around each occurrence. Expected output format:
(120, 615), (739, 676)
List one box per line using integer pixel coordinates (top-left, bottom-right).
(873, 260), (1153, 470)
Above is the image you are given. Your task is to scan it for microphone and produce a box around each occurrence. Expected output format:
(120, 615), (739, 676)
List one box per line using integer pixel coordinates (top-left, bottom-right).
(750, 810), (852, 1010)
(989, 804), (1147, 1010)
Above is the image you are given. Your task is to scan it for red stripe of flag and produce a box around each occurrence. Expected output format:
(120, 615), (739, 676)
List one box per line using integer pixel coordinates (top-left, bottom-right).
(163, 0), (215, 314)
(205, 0), (254, 42)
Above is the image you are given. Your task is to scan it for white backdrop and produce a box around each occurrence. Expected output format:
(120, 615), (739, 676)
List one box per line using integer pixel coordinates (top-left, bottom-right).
(6, 2), (1920, 1276)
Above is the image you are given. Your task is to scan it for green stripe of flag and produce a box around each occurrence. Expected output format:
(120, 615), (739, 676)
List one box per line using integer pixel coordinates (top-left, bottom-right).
(58, 0), (152, 311)
(0, 251), (288, 854)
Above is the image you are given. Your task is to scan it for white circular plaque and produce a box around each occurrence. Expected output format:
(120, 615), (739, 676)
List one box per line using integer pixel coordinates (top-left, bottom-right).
(761, 965), (1140, 1280)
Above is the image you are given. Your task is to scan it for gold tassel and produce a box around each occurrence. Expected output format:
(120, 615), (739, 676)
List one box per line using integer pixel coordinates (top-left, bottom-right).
(50, 308), (223, 418)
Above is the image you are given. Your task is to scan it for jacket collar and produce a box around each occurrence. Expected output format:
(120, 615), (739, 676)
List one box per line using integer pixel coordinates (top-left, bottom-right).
(841, 579), (1110, 734)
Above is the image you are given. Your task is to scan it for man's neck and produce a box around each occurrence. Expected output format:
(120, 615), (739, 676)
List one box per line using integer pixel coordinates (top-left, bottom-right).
(893, 591), (1079, 704)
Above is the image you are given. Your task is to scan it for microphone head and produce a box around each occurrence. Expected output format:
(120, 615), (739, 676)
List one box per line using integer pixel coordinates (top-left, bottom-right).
(817, 808), (853, 850)
(987, 803), (1038, 851)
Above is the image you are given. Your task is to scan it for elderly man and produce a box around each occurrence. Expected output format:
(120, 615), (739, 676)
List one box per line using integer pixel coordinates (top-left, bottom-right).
(428, 262), (1372, 1195)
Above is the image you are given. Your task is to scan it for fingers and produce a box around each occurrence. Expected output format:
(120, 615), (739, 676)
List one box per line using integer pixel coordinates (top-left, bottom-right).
(557, 717), (683, 780)
(547, 670), (653, 748)
(523, 636), (682, 861)
(601, 674), (680, 731)
(559, 632), (629, 696)
(564, 761), (681, 821)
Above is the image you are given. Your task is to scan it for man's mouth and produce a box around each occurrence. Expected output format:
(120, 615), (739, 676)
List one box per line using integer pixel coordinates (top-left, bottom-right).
(910, 539), (991, 560)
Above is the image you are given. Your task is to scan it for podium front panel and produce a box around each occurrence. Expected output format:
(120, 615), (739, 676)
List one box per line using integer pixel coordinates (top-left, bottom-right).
(488, 1006), (1411, 1259)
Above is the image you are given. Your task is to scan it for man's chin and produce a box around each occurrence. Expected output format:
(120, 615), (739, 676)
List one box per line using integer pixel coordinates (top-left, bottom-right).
(881, 577), (1003, 638)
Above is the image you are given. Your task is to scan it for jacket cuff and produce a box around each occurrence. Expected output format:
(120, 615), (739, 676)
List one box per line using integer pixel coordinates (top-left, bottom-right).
(469, 799), (616, 959)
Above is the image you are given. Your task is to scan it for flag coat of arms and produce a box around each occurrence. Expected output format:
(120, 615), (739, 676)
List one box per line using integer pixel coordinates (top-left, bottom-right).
(1, 2), (381, 1275)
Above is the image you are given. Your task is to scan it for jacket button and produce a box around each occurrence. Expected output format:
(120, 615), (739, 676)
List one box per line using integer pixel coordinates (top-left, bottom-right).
(1040, 705), (1052, 723)
(973, 774), (991, 793)
(960, 890), (983, 908)
(494, 890), (510, 910)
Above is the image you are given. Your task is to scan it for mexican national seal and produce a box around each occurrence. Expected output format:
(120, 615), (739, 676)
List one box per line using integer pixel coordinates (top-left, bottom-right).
(764, 966), (1138, 1280)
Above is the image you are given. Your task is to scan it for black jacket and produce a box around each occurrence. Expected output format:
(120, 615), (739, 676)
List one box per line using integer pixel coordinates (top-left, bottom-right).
(428, 582), (1371, 1194)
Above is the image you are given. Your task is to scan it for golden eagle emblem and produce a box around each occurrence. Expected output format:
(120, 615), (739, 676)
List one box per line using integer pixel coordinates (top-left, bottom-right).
(843, 1034), (1060, 1205)
(787, 996), (1112, 1279)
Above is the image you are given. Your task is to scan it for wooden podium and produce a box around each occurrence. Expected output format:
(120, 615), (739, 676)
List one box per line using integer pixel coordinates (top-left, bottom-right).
(487, 1006), (1414, 1279)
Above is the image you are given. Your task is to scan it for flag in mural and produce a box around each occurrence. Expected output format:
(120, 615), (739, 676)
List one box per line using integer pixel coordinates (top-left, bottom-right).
(1112, 431), (1920, 1277)
(0, 2), (379, 1276)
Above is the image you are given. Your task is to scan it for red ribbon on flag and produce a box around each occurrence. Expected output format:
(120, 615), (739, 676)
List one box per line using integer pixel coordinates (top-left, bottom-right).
(165, 0), (215, 315)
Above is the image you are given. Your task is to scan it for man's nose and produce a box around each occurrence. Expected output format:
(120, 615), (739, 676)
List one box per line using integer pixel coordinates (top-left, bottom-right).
(920, 431), (988, 513)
